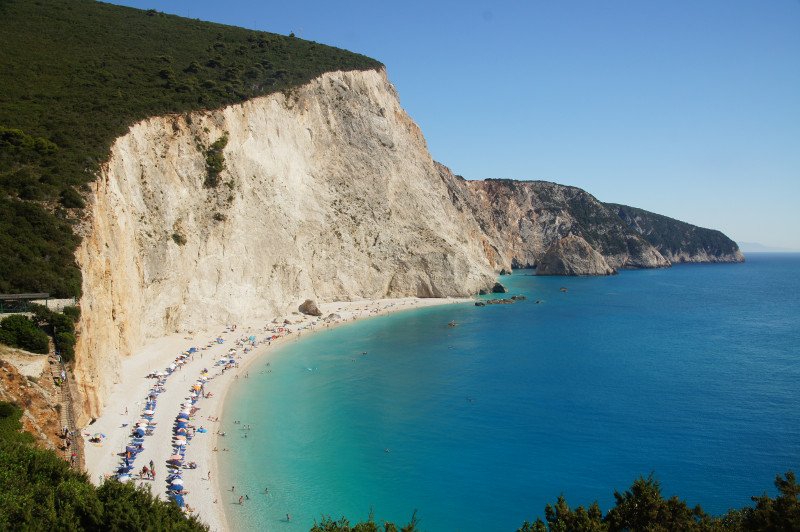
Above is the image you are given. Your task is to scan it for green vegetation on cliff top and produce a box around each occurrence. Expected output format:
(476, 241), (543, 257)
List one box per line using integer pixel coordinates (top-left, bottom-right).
(0, 0), (381, 297)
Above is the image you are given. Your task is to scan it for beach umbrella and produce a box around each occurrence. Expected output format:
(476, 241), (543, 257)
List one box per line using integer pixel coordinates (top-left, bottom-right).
(143, 409), (155, 415)
(174, 435), (186, 442)
(168, 454), (183, 461)
(189, 347), (197, 353)
(134, 428), (145, 437)
(170, 478), (184, 486)
(177, 412), (189, 419)
(176, 428), (187, 434)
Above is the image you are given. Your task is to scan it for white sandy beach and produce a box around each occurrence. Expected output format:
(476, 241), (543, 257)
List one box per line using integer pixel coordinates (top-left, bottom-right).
(82, 297), (467, 531)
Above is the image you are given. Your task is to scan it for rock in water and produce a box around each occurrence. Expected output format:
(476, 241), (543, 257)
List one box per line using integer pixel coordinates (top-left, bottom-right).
(491, 282), (508, 293)
(536, 235), (616, 276)
(299, 299), (322, 316)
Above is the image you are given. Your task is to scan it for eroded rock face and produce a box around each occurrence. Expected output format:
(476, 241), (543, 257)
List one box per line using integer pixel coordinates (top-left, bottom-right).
(536, 235), (616, 276)
(437, 168), (671, 271)
(73, 69), (497, 421)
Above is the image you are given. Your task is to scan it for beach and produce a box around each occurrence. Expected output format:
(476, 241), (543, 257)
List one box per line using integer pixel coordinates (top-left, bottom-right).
(82, 297), (467, 531)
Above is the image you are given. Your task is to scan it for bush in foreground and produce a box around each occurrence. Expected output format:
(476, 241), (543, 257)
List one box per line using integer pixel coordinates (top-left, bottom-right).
(0, 314), (49, 353)
(0, 401), (207, 530)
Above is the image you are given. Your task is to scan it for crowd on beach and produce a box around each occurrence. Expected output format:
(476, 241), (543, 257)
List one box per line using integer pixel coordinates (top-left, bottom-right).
(90, 319), (316, 516)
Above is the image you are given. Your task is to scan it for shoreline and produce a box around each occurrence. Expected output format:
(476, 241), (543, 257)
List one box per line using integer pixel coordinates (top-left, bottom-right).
(81, 296), (469, 531)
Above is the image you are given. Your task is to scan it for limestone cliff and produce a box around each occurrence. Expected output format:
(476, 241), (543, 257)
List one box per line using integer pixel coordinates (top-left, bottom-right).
(438, 170), (670, 272)
(536, 235), (616, 276)
(73, 69), (496, 421)
(609, 204), (745, 264)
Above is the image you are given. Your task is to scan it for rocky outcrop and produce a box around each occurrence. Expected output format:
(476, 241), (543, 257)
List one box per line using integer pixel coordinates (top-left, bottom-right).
(299, 299), (322, 317)
(73, 69), (497, 421)
(491, 282), (508, 293)
(536, 235), (616, 276)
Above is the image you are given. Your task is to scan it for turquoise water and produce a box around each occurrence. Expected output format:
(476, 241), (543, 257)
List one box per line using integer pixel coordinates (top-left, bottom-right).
(221, 253), (800, 531)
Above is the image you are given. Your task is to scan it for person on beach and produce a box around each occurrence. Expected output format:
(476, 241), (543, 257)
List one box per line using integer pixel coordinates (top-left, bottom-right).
(208, 471), (211, 481)
(287, 513), (291, 522)
(238, 496), (243, 505)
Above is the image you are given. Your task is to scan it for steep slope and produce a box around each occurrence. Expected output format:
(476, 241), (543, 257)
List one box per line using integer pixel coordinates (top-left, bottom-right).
(609, 204), (745, 263)
(73, 69), (497, 419)
(439, 170), (670, 271)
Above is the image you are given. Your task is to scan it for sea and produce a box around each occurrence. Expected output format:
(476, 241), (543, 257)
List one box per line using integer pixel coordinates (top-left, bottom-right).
(220, 253), (800, 531)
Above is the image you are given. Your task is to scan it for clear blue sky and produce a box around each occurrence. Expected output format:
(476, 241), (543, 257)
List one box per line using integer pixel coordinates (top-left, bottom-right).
(109, 0), (800, 249)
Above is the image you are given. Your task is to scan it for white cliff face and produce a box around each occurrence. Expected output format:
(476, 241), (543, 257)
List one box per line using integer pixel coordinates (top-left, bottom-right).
(74, 69), (496, 420)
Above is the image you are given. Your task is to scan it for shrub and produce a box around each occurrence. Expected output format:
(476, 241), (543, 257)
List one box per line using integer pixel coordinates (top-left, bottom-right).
(62, 305), (81, 323)
(204, 133), (229, 187)
(55, 331), (76, 362)
(0, 315), (49, 354)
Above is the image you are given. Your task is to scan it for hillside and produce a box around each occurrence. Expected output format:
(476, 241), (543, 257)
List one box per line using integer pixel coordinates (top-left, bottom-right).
(609, 203), (744, 263)
(0, 0), (381, 297)
(438, 169), (670, 272)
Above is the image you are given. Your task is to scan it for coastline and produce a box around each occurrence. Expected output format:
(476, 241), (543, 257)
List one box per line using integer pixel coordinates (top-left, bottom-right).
(81, 296), (469, 532)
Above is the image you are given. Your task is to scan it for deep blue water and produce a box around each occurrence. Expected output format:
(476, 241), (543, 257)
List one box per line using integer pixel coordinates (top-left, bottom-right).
(221, 253), (800, 531)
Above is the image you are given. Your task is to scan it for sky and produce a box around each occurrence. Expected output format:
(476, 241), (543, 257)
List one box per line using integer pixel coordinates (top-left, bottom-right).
(109, 0), (800, 249)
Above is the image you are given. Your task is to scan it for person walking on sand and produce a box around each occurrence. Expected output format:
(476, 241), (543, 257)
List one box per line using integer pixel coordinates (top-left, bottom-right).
(239, 496), (243, 505)
(208, 470), (211, 481)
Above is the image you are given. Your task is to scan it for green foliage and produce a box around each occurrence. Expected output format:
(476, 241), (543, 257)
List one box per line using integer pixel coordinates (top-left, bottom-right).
(739, 472), (800, 530)
(62, 305), (81, 323)
(0, 314), (49, 353)
(0, 0), (382, 297)
(3, 304), (79, 360)
(204, 133), (229, 187)
(311, 510), (418, 532)
(0, 400), (208, 530)
(55, 331), (76, 362)
(0, 196), (81, 298)
(605, 474), (707, 531)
